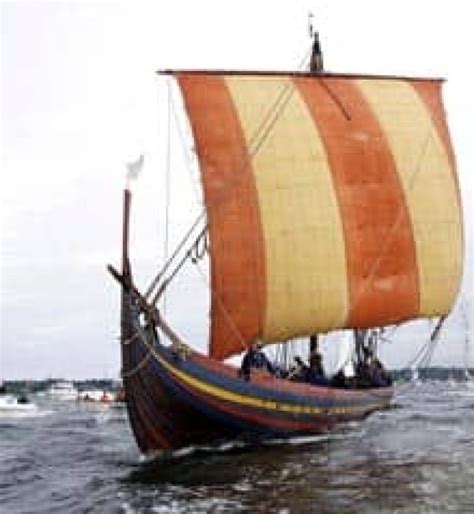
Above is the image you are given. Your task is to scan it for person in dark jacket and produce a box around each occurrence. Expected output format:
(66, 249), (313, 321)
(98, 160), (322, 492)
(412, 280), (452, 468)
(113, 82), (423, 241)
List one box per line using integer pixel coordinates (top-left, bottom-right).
(239, 342), (276, 381)
(369, 358), (393, 387)
(287, 356), (309, 382)
(306, 351), (329, 386)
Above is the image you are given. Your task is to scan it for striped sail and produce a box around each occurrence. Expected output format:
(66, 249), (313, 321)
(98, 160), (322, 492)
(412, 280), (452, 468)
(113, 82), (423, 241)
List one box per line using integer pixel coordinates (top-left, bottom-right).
(175, 72), (463, 361)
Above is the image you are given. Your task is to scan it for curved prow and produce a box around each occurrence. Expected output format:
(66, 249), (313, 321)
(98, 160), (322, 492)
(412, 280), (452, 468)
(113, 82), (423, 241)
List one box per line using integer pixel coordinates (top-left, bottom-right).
(113, 187), (158, 450)
(119, 188), (135, 350)
(122, 188), (132, 279)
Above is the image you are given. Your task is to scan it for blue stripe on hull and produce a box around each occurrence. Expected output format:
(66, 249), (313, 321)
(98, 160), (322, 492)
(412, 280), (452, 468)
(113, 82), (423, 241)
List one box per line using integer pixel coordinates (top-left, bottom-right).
(156, 342), (391, 411)
(148, 354), (305, 438)
(148, 347), (382, 439)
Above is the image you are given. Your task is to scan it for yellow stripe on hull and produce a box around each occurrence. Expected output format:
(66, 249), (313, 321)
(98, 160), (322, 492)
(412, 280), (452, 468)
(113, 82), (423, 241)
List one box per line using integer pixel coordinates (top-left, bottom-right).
(144, 342), (387, 417)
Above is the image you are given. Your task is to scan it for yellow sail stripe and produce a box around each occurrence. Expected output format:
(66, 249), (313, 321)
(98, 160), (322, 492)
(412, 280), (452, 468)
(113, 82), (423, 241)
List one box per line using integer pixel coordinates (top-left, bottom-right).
(357, 80), (463, 314)
(226, 76), (349, 341)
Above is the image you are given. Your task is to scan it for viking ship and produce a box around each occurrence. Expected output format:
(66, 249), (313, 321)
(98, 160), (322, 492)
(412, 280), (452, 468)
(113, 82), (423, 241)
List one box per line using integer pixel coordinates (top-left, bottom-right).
(108, 35), (463, 453)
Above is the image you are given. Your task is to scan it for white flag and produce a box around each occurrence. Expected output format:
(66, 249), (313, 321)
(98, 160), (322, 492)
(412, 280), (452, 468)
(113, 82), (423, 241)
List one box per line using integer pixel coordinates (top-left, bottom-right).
(126, 154), (144, 183)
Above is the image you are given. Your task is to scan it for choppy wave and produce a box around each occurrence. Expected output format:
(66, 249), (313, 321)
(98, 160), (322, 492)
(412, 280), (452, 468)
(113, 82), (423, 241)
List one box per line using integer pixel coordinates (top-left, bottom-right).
(1, 382), (474, 513)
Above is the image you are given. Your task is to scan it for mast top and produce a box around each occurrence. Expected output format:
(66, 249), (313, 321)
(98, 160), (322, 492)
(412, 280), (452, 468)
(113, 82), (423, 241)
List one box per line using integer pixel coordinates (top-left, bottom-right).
(309, 31), (324, 73)
(308, 12), (324, 73)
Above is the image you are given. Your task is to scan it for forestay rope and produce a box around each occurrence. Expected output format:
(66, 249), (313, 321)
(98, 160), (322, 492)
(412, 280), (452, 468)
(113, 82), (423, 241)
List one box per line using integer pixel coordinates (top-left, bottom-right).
(162, 78), (172, 315)
(406, 316), (446, 372)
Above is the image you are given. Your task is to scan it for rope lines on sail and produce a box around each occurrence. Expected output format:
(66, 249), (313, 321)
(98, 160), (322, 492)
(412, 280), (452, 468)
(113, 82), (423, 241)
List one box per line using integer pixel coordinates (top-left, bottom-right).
(338, 127), (445, 389)
(343, 128), (435, 325)
(184, 59), (310, 351)
(338, 126), (450, 378)
(319, 80), (351, 120)
(337, 127), (440, 379)
(201, 46), (315, 212)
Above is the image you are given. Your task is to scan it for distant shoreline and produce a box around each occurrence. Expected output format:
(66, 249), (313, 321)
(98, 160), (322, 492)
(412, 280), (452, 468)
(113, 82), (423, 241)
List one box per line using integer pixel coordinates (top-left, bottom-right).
(2, 367), (473, 392)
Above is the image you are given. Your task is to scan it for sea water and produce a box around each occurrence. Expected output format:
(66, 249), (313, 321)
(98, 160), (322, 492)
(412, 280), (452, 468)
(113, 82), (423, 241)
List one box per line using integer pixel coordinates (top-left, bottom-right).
(1, 381), (473, 513)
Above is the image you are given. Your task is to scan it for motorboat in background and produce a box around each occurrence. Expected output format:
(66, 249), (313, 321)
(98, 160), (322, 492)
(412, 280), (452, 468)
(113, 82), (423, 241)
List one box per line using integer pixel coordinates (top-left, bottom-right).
(46, 380), (78, 401)
(0, 394), (37, 415)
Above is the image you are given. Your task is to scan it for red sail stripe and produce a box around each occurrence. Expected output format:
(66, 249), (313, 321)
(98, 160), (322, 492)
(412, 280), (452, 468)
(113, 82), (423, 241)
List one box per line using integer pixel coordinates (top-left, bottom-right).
(294, 77), (420, 326)
(177, 74), (266, 360)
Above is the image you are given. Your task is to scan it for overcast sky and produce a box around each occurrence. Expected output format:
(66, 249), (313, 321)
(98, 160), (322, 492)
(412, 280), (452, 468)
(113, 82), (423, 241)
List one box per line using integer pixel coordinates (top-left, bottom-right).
(1, 0), (473, 379)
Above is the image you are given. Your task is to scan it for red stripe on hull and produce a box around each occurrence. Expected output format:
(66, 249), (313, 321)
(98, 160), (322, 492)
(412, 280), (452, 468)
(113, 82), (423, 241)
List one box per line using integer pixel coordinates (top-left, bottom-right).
(190, 349), (392, 403)
(167, 357), (391, 434)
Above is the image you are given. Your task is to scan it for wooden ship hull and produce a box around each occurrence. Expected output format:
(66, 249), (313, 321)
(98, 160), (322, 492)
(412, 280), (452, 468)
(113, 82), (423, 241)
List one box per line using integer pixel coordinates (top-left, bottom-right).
(121, 287), (393, 453)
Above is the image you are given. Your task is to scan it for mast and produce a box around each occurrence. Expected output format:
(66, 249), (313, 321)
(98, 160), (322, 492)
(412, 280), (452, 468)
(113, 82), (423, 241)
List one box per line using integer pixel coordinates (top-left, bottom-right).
(308, 23), (323, 360)
(309, 334), (319, 358)
(309, 32), (324, 73)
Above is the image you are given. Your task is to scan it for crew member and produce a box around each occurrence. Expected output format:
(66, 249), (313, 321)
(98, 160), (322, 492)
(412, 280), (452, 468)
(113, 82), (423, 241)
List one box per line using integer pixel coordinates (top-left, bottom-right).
(306, 351), (329, 386)
(240, 342), (276, 381)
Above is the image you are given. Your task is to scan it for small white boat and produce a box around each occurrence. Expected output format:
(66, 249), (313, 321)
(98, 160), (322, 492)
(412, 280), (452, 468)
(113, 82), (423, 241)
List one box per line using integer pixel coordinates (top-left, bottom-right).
(47, 381), (78, 400)
(77, 389), (113, 404)
(0, 395), (38, 415)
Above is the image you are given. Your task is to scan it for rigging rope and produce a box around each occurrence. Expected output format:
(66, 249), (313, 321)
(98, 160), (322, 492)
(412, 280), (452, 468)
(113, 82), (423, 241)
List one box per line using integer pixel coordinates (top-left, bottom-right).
(189, 229), (208, 263)
(162, 79), (172, 316)
(191, 257), (249, 354)
(144, 80), (207, 302)
(170, 79), (203, 205)
(403, 316), (446, 375)
(145, 45), (313, 304)
(150, 225), (208, 305)
(144, 213), (205, 300)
